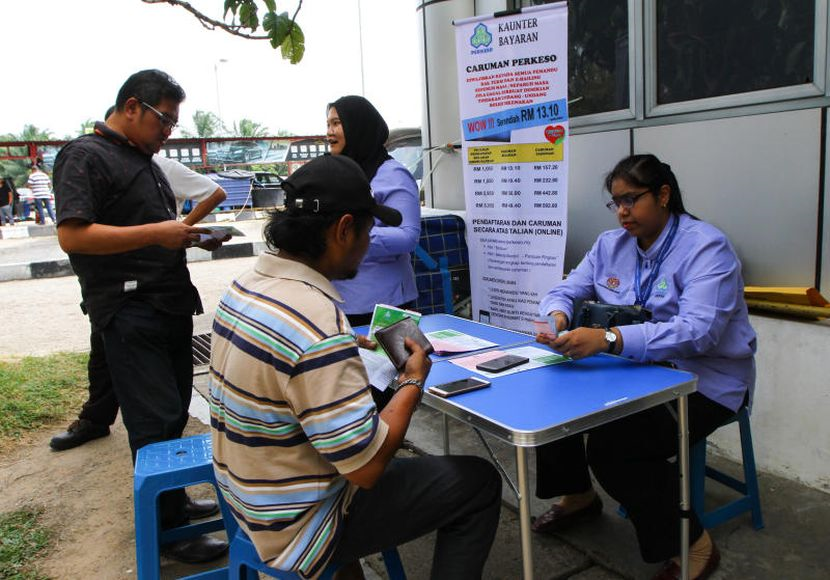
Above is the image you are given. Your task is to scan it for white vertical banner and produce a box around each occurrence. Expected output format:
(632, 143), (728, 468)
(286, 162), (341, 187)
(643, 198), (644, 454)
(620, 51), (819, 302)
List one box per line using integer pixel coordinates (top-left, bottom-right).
(454, 3), (568, 332)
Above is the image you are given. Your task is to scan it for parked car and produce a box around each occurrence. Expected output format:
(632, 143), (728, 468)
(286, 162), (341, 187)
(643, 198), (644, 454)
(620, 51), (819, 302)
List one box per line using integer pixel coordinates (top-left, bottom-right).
(386, 127), (423, 184)
(225, 140), (266, 163)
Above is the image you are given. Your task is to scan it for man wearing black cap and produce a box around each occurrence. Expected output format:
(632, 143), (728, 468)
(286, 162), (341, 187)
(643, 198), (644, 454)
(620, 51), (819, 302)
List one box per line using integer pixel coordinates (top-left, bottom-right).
(210, 154), (501, 579)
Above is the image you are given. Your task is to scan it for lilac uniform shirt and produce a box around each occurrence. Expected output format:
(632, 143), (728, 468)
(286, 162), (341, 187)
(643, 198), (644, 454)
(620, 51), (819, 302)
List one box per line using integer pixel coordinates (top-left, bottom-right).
(333, 158), (421, 314)
(539, 213), (756, 412)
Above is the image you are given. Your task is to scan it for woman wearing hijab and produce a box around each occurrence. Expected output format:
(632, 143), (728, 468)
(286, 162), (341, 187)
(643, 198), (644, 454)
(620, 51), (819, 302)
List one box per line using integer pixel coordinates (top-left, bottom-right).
(326, 95), (421, 327)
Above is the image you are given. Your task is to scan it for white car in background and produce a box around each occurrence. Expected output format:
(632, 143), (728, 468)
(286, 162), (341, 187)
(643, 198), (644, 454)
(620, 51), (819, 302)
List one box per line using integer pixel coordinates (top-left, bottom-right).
(386, 128), (423, 189)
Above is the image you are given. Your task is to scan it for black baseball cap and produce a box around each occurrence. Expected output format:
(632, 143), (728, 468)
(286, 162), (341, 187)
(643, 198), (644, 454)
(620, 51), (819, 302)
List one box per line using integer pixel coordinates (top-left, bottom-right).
(282, 155), (402, 226)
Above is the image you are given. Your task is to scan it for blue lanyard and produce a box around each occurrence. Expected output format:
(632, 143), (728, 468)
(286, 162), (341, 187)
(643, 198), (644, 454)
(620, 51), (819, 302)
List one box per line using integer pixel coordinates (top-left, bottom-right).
(634, 215), (678, 306)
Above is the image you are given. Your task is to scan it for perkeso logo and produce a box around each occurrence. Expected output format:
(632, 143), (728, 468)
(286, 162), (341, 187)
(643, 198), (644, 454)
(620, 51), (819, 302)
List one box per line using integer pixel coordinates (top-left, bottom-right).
(469, 23), (493, 54)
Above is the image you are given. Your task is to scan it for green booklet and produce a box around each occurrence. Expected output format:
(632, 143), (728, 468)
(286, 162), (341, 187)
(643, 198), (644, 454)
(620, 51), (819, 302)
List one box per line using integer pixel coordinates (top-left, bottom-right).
(367, 304), (423, 343)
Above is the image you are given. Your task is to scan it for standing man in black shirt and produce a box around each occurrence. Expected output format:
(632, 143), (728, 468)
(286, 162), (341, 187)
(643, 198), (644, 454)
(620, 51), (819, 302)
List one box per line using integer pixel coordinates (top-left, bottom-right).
(53, 69), (227, 564)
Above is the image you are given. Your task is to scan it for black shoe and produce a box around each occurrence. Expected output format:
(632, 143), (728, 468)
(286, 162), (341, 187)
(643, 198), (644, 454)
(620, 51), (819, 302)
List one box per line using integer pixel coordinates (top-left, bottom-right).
(162, 535), (228, 564)
(184, 497), (219, 519)
(49, 419), (110, 451)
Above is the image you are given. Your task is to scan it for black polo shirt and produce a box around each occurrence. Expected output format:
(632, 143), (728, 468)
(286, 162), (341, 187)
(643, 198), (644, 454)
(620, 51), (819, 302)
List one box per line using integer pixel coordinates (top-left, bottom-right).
(54, 122), (201, 330)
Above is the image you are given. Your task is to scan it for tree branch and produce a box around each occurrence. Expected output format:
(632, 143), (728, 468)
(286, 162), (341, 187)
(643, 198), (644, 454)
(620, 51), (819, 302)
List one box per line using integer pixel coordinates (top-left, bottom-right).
(140, 0), (270, 40)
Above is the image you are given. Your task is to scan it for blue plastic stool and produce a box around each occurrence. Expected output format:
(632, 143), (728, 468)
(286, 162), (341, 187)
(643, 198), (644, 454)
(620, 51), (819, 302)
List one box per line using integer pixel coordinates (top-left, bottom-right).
(134, 434), (228, 580)
(617, 407), (763, 530)
(227, 525), (406, 580)
(691, 406), (764, 530)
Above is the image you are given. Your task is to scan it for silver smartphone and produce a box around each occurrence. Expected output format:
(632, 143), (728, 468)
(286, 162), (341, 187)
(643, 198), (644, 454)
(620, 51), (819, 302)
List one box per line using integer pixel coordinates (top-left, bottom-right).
(428, 377), (491, 398)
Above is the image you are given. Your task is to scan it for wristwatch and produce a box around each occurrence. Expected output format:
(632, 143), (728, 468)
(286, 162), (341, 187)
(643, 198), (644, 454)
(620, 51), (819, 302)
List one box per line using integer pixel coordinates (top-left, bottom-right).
(604, 330), (617, 354)
(389, 377), (424, 407)
(395, 378), (424, 391)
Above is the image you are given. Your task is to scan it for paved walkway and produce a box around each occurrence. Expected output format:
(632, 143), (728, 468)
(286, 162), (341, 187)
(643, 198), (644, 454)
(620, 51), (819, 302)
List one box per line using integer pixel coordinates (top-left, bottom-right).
(0, 211), (268, 282)
(3, 215), (828, 578)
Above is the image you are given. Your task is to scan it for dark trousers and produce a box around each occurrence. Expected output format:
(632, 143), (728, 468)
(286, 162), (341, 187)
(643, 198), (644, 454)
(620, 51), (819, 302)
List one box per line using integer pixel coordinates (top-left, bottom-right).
(77, 329), (120, 426)
(331, 455), (502, 579)
(535, 392), (735, 563)
(101, 300), (194, 528)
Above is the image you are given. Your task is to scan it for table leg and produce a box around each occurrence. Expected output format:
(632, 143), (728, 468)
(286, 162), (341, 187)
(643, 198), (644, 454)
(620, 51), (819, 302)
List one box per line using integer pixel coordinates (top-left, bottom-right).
(677, 394), (690, 580)
(442, 414), (450, 454)
(516, 446), (534, 579)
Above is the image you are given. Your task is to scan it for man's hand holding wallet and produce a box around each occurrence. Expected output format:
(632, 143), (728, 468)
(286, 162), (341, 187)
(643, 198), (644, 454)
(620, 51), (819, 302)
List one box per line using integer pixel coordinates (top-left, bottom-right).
(374, 317), (434, 403)
(373, 317), (435, 370)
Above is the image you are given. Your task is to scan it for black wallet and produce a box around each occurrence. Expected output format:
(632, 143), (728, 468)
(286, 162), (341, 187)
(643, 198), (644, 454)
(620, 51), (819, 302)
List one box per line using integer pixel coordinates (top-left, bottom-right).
(373, 317), (435, 370)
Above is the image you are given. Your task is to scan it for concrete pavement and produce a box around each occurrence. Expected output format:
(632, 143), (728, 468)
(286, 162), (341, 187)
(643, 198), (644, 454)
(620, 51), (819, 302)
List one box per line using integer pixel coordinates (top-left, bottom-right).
(0, 211), (269, 282)
(3, 219), (828, 579)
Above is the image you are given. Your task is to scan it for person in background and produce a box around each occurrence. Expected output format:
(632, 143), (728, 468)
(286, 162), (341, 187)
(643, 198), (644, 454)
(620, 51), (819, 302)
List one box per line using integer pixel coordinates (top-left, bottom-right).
(326, 95), (421, 409)
(53, 69), (227, 564)
(531, 154), (756, 580)
(326, 95), (421, 326)
(210, 154), (501, 579)
(27, 162), (56, 224)
(0, 177), (14, 226)
(8, 177), (22, 222)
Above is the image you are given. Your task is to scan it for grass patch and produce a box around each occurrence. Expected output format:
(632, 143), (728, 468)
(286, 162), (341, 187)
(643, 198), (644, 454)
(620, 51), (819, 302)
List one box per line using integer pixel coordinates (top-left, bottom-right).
(0, 353), (88, 449)
(0, 507), (50, 579)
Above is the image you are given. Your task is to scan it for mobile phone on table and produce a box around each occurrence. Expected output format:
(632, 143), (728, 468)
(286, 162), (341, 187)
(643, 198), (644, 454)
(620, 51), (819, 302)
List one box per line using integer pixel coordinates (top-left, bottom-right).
(428, 377), (491, 398)
(475, 354), (530, 373)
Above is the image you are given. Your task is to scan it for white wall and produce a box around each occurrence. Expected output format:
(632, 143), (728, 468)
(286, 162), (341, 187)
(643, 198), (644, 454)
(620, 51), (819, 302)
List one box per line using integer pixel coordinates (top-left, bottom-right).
(419, 0), (474, 209)
(566, 130), (630, 267)
(710, 315), (830, 493)
(418, 2), (830, 493)
(634, 109), (821, 287)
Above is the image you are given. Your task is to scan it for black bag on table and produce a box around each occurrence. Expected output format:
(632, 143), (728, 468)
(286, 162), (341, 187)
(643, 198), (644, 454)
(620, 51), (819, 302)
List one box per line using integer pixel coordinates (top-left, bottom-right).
(572, 300), (651, 330)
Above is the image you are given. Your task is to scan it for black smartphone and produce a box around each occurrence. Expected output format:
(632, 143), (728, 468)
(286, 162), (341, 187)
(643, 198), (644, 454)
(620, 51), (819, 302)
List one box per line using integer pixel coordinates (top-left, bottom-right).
(475, 354), (530, 373)
(428, 377), (491, 398)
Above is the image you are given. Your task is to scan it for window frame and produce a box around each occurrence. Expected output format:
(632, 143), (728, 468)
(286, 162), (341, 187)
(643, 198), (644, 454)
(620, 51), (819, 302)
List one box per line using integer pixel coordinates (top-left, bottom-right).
(569, 0), (640, 127)
(643, 0), (828, 118)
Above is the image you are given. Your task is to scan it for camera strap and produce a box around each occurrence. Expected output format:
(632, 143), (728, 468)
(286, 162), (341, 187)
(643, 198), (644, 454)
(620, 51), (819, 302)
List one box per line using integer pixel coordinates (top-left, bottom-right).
(634, 214), (678, 306)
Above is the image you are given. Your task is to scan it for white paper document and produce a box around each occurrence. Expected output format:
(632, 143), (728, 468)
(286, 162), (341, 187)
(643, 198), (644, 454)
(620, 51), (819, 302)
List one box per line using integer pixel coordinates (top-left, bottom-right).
(359, 348), (397, 392)
(425, 329), (497, 355)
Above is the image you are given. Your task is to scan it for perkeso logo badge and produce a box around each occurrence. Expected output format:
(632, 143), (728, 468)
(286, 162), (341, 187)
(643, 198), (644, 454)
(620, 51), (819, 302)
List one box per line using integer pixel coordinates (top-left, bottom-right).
(469, 23), (493, 54)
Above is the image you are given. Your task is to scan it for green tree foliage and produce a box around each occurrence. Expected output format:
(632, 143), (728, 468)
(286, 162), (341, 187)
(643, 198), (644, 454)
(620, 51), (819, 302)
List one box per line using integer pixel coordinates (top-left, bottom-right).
(0, 125), (56, 185)
(78, 119), (96, 136)
(232, 118), (270, 138)
(141, 0), (305, 64)
(17, 125), (53, 142)
(182, 110), (226, 138)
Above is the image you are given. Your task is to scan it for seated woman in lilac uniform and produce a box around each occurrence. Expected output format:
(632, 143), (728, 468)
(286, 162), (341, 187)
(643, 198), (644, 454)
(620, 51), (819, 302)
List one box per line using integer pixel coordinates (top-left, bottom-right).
(326, 95), (421, 328)
(533, 154), (756, 580)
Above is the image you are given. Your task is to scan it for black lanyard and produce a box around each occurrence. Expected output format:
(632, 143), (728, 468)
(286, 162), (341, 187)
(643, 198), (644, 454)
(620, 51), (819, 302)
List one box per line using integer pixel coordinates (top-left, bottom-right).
(634, 215), (678, 306)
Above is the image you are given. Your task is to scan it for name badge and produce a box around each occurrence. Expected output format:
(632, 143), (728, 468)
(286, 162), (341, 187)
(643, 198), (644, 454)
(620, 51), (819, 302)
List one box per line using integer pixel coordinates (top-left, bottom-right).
(124, 280), (138, 293)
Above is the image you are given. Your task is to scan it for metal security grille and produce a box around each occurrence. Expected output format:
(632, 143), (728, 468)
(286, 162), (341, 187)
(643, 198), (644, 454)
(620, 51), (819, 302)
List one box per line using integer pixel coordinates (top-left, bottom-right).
(192, 332), (211, 370)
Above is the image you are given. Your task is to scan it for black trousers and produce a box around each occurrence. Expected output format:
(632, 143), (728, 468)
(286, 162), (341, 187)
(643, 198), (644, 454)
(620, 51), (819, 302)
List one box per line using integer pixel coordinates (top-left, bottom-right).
(77, 329), (120, 426)
(331, 456), (502, 579)
(535, 392), (735, 563)
(101, 300), (194, 528)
